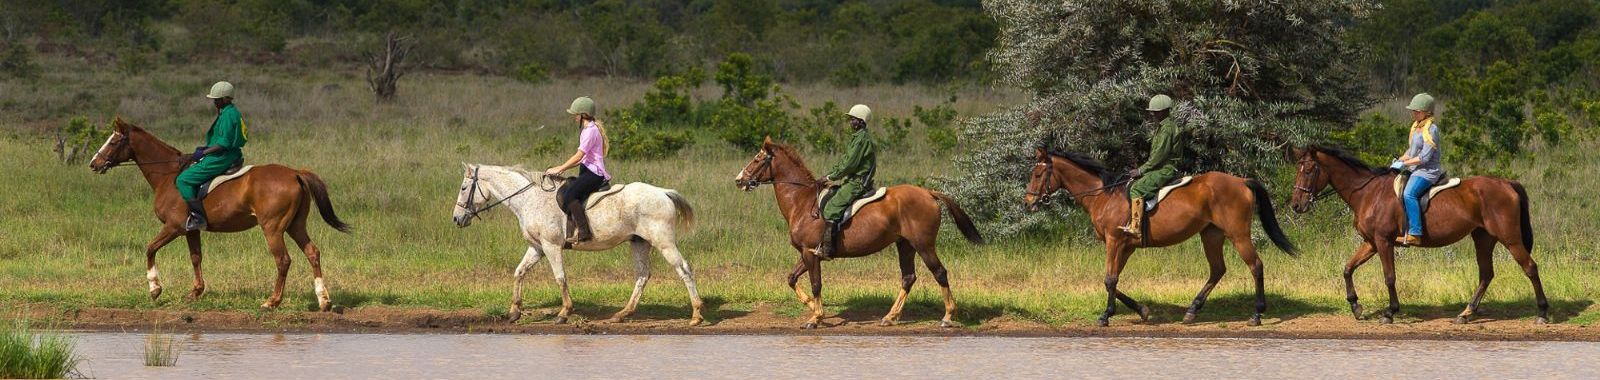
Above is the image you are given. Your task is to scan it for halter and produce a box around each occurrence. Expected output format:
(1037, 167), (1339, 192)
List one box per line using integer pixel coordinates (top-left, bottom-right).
(92, 132), (193, 173)
(456, 167), (544, 222)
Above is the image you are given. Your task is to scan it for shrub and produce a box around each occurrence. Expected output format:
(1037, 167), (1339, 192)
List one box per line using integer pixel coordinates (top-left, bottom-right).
(1329, 113), (1406, 164)
(0, 39), (39, 80)
(512, 62), (550, 84)
(878, 117), (912, 149)
(799, 101), (846, 153)
(914, 99), (960, 152)
(712, 95), (800, 150)
(606, 110), (693, 159)
(54, 117), (103, 164)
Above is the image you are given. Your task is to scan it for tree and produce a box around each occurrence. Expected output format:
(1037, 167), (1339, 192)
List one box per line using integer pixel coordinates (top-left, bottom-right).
(364, 32), (414, 102)
(949, 0), (1377, 237)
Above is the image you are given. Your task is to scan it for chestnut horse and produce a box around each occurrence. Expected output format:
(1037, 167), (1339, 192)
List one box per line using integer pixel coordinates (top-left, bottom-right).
(88, 118), (351, 311)
(734, 139), (985, 329)
(1290, 146), (1546, 324)
(1023, 148), (1296, 326)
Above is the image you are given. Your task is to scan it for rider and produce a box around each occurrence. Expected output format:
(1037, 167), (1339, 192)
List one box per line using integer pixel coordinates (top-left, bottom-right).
(175, 81), (248, 232)
(545, 96), (610, 244)
(1121, 94), (1187, 240)
(1393, 93), (1442, 247)
(814, 104), (877, 260)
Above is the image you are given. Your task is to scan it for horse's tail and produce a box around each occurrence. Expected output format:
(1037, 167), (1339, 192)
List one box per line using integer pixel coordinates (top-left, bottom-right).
(1511, 180), (1534, 252)
(664, 189), (695, 234)
(1246, 179), (1296, 255)
(930, 190), (985, 245)
(296, 170), (353, 233)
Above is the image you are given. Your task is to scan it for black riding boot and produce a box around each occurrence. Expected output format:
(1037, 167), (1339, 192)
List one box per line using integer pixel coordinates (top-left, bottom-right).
(564, 200), (594, 245)
(815, 220), (839, 261)
(184, 199), (208, 232)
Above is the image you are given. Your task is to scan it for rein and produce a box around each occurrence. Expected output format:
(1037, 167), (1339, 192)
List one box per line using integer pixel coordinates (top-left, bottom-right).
(743, 154), (823, 188)
(1028, 158), (1131, 206)
(1295, 156), (1386, 207)
(93, 133), (191, 173)
(457, 167), (546, 221)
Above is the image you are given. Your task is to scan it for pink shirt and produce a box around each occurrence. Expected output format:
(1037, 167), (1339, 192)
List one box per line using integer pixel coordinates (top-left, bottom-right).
(578, 121), (610, 179)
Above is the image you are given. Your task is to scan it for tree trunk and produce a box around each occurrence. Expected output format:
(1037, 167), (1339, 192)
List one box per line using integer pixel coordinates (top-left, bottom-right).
(365, 32), (414, 102)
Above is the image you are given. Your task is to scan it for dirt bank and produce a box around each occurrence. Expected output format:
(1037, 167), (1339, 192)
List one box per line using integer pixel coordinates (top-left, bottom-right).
(24, 304), (1597, 341)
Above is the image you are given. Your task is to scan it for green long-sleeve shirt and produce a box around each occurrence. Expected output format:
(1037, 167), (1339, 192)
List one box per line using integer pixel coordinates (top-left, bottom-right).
(204, 104), (247, 160)
(1136, 117), (1182, 174)
(826, 128), (876, 184)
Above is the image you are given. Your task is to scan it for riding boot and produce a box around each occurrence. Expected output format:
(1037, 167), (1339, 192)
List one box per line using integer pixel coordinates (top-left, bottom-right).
(563, 200), (594, 245)
(1395, 234), (1422, 247)
(183, 199), (208, 232)
(813, 220), (839, 261)
(1119, 197), (1144, 239)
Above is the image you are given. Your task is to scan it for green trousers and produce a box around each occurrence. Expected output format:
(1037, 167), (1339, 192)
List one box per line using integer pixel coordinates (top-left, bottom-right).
(176, 155), (240, 201)
(822, 181), (866, 221)
(1128, 166), (1179, 200)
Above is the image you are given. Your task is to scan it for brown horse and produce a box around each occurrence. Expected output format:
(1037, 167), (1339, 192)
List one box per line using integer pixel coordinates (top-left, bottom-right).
(1290, 146), (1546, 324)
(1023, 148), (1296, 326)
(88, 118), (351, 311)
(734, 138), (985, 329)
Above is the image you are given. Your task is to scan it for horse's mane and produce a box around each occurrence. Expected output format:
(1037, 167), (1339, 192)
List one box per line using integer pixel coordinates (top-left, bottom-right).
(765, 143), (818, 180)
(1307, 145), (1388, 176)
(1046, 150), (1122, 189)
(122, 123), (181, 155)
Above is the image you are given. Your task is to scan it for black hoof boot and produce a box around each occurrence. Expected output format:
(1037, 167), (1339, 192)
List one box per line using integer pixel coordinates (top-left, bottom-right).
(1350, 303), (1365, 320)
(1248, 314), (1262, 327)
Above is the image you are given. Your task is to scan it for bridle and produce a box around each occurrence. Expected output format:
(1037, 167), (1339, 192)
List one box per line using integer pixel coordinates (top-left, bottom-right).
(739, 151), (819, 190)
(92, 132), (190, 174)
(1026, 156), (1131, 206)
(1294, 154), (1383, 208)
(456, 167), (544, 222)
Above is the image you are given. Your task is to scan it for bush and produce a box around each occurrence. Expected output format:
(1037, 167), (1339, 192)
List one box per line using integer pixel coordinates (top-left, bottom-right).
(512, 62), (550, 84)
(118, 47), (157, 75)
(606, 110), (693, 159)
(1329, 113), (1406, 164)
(54, 117), (103, 164)
(0, 39), (39, 80)
(712, 95), (800, 150)
(914, 99), (960, 152)
(799, 101), (847, 153)
(878, 117), (912, 149)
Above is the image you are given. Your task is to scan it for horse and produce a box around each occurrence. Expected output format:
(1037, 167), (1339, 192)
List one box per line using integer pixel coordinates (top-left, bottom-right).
(451, 164), (705, 325)
(1290, 146), (1546, 324)
(1023, 148), (1297, 326)
(87, 118), (351, 311)
(733, 138), (985, 329)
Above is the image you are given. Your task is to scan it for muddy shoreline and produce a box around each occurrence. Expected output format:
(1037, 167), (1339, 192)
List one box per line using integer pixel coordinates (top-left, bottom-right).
(25, 304), (1596, 342)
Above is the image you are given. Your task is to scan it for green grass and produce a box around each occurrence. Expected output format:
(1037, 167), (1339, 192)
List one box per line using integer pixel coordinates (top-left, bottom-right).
(0, 321), (81, 379)
(0, 59), (1597, 329)
(142, 325), (178, 367)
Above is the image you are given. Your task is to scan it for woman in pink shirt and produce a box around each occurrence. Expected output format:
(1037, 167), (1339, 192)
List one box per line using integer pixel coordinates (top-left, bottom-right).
(545, 96), (611, 244)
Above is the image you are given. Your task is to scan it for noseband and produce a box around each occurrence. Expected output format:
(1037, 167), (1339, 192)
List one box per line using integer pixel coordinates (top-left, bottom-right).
(457, 167), (542, 222)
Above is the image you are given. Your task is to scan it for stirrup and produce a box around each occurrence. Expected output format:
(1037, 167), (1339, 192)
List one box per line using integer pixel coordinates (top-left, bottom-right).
(184, 214), (207, 232)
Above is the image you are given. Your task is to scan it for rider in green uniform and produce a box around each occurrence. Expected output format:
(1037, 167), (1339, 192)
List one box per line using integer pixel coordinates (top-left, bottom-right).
(1121, 94), (1186, 240)
(814, 104), (877, 260)
(175, 81), (247, 232)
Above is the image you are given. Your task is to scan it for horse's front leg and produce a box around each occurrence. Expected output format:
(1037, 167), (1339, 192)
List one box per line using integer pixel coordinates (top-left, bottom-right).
(1343, 242), (1377, 319)
(1099, 242), (1134, 327)
(144, 226), (184, 301)
(541, 241), (573, 324)
(1376, 241), (1401, 324)
(804, 253), (824, 329)
(509, 245), (546, 323)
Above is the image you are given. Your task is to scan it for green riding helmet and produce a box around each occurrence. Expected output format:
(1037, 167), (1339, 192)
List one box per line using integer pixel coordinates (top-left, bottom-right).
(847, 104), (872, 123)
(567, 96), (596, 116)
(1146, 94), (1173, 112)
(1406, 93), (1435, 113)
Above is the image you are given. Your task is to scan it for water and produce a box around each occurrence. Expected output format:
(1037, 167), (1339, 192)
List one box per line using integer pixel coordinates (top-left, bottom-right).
(69, 332), (1600, 379)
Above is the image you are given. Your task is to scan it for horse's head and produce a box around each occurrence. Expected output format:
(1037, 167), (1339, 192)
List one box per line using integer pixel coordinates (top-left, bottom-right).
(453, 163), (497, 227)
(734, 137), (779, 191)
(1023, 148), (1060, 212)
(89, 118), (137, 174)
(1290, 148), (1332, 214)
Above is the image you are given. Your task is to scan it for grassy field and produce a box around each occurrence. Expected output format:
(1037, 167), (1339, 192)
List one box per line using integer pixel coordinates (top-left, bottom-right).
(2, 58), (1597, 329)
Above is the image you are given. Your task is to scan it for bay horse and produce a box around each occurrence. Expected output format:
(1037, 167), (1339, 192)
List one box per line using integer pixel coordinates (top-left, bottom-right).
(1290, 146), (1546, 324)
(452, 164), (704, 325)
(734, 138), (985, 329)
(88, 118), (351, 311)
(1023, 148), (1297, 326)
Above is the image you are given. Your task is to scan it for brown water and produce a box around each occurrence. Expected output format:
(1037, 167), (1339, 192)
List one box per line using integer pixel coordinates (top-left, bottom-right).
(69, 333), (1600, 379)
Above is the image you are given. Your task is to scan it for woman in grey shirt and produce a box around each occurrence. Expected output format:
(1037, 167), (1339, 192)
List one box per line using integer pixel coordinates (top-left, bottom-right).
(1393, 93), (1441, 246)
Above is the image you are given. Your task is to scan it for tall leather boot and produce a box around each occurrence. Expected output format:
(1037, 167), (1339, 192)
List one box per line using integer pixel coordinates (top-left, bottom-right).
(184, 199), (208, 232)
(1119, 197), (1144, 240)
(564, 200), (594, 245)
(813, 220), (839, 261)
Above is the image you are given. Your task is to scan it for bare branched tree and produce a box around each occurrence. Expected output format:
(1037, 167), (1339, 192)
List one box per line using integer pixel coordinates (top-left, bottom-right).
(364, 32), (414, 102)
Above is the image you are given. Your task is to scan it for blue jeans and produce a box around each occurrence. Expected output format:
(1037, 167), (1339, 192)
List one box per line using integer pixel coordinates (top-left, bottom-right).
(1403, 176), (1433, 236)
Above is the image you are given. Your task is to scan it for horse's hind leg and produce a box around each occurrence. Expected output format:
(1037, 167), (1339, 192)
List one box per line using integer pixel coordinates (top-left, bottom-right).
(183, 230), (205, 300)
(881, 239), (917, 326)
(143, 226), (184, 301)
(912, 241), (957, 328)
(1184, 227), (1228, 324)
(1343, 242), (1377, 319)
(655, 241), (704, 326)
(609, 238), (653, 324)
(508, 245), (546, 323)
(288, 224), (332, 312)
(261, 229), (292, 309)
(1230, 232), (1266, 326)
(1456, 230), (1496, 324)
(1505, 241), (1549, 324)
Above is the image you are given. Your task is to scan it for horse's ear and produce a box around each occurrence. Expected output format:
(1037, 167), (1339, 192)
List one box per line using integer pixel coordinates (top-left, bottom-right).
(762, 136), (773, 145)
(112, 117), (129, 132)
(1034, 147), (1047, 160)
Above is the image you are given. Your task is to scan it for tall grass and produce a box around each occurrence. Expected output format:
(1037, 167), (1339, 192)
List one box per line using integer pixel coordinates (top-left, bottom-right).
(0, 321), (82, 379)
(142, 325), (178, 367)
(0, 58), (1594, 327)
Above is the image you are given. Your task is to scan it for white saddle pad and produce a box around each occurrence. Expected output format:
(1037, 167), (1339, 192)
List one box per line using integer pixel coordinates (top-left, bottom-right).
(207, 165), (255, 190)
(818, 187), (889, 223)
(1393, 176), (1462, 211)
(1144, 176), (1194, 210)
(584, 183), (629, 209)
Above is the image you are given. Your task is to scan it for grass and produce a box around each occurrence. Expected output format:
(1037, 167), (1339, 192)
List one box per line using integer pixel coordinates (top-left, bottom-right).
(0, 57), (1597, 329)
(0, 320), (82, 379)
(143, 325), (178, 367)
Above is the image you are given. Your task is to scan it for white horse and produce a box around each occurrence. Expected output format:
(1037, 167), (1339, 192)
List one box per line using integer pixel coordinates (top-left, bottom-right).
(451, 164), (704, 325)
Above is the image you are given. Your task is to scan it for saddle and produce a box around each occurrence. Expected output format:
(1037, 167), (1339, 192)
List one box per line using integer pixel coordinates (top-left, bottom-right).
(196, 161), (251, 199)
(1143, 176), (1195, 211)
(1392, 174), (1462, 213)
(817, 187), (889, 226)
(555, 179), (627, 209)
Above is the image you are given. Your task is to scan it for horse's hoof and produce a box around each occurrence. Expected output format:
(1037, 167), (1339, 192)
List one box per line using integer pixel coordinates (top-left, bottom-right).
(1138, 305), (1151, 322)
(938, 320), (956, 328)
(1379, 315), (1394, 324)
(688, 317), (703, 327)
(149, 288), (162, 300)
(186, 288), (204, 301)
(553, 316), (569, 324)
(507, 312), (522, 323)
(1535, 317), (1549, 325)
(1247, 315), (1262, 327)
(319, 303), (332, 312)
(1182, 312), (1198, 325)
(605, 317), (625, 324)
(1452, 316), (1470, 325)
(331, 305), (346, 314)
(801, 322), (818, 330)
(1096, 318), (1110, 327)
(1350, 304), (1365, 320)
(878, 319), (895, 327)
